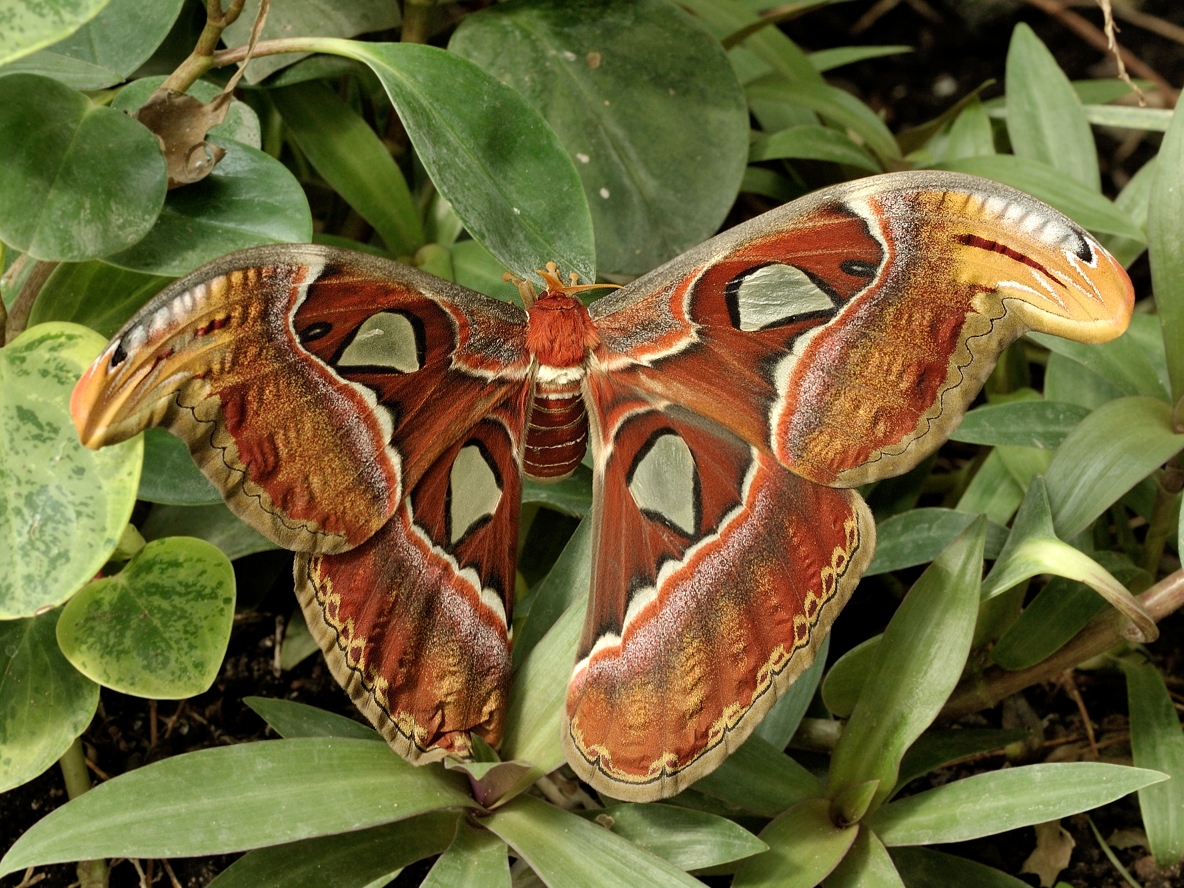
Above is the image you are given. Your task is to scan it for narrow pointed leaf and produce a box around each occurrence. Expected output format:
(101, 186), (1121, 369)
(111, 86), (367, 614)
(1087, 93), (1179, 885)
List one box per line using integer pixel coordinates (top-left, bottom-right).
(586, 804), (766, 871)
(1044, 351), (1125, 409)
(244, 697), (382, 742)
(829, 520), (985, 809)
(950, 401), (1090, 449)
(484, 794), (701, 888)
(1028, 331), (1169, 403)
(0, 738), (475, 874)
(139, 502), (278, 562)
(893, 729), (1030, 795)
(870, 763), (1167, 846)
(889, 847), (1032, 887)
(957, 450), (1024, 524)
(422, 820), (510, 888)
(822, 635), (880, 719)
(823, 829), (904, 888)
(868, 509), (1006, 576)
(732, 798), (858, 888)
(755, 633), (829, 749)
(750, 125), (880, 171)
(1125, 661), (1184, 866)
(1148, 94), (1184, 402)
(690, 735), (821, 818)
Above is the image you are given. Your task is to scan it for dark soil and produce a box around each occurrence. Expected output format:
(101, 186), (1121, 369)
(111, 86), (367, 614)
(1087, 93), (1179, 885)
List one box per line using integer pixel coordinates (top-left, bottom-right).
(5, 2), (1184, 887)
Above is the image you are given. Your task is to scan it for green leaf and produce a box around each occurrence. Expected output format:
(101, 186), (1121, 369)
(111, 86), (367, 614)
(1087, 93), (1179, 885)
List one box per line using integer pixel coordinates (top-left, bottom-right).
(0, 738), (475, 873)
(0, 73), (166, 260)
(0, 323), (143, 618)
(1102, 156), (1156, 268)
(451, 239), (525, 303)
(55, 537), (235, 698)
(422, 820), (510, 888)
(829, 519), (985, 810)
(1125, 661), (1184, 866)
(941, 98), (995, 162)
(0, 0), (184, 89)
(139, 502), (278, 561)
(104, 138), (312, 276)
(1028, 330), (1170, 403)
(807, 46), (912, 73)
(522, 466), (593, 518)
(893, 728), (1030, 796)
(823, 828), (904, 888)
(208, 811), (460, 888)
(937, 154), (1143, 241)
(322, 40), (595, 284)
(956, 450), (1024, 525)
(112, 77), (262, 149)
(1081, 104), (1174, 132)
(245, 697), (381, 742)
(749, 124), (880, 171)
(732, 798), (858, 888)
(137, 428), (221, 505)
(691, 735), (822, 818)
(451, 0), (748, 276)
(484, 794), (702, 888)
(27, 261), (172, 339)
(1043, 351), (1125, 410)
(587, 804), (766, 871)
(1149, 94), (1184, 402)
(755, 633), (829, 750)
(1005, 23), (1098, 191)
(270, 81), (423, 256)
(867, 509), (1006, 576)
(1044, 396), (1184, 539)
(889, 846), (1032, 887)
(822, 635), (879, 719)
(0, 0), (109, 67)
(511, 517), (590, 670)
(0, 610), (99, 793)
(869, 763), (1167, 846)
(950, 401), (1090, 449)
(221, 0), (401, 84)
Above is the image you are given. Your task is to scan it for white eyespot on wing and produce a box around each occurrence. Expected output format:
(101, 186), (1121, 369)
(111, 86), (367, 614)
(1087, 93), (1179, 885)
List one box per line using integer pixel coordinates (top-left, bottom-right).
(338, 312), (421, 372)
(448, 444), (503, 545)
(627, 432), (698, 536)
(730, 264), (834, 331)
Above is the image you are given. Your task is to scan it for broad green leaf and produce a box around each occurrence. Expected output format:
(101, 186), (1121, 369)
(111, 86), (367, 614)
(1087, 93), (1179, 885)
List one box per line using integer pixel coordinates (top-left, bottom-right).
(221, 0), (402, 84)
(0, 323), (142, 618)
(1081, 104), (1173, 132)
(511, 517), (590, 670)
(587, 804), (766, 871)
(1125, 661), (1184, 866)
(829, 520), (985, 809)
(0, 611), (99, 793)
(1125, 313), (1172, 396)
(271, 82), (422, 256)
(0, 0), (109, 67)
(245, 697), (382, 742)
(1005, 24), (1098, 190)
(27, 261), (172, 338)
(422, 820), (510, 888)
(937, 154), (1143, 241)
(208, 811), (460, 888)
(956, 451), (1024, 525)
(321, 40), (594, 285)
(0, 0), (183, 89)
(139, 502), (278, 561)
(0, 73), (166, 260)
(889, 847), (1032, 887)
(56, 537), (235, 698)
(104, 138), (312, 276)
(679, 0), (822, 85)
(749, 125), (880, 171)
(692, 735), (822, 818)
(1149, 93), (1184, 402)
(138, 428), (221, 505)
(823, 829), (903, 888)
(755, 633), (829, 750)
(950, 401), (1090, 450)
(870, 763), (1166, 846)
(807, 46), (912, 72)
(1043, 351), (1124, 410)
(451, 0), (748, 276)
(451, 239), (524, 303)
(822, 635), (879, 719)
(522, 466), (593, 518)
(1103, 155), (1156, 268)
(484, 794), (702, 888)
(0, 738), (475, 872)
(893, 728), (1030, 796)
(1028, 331), (1169, 403)
(279, 609), (320, 671)
(867, 509), (1006, 576)
(732, 798), (858, 888)
(1044, 396), (1184, 539)
(994, 444), (1053, 491)
(112, 77), (262, 149)
(941, 98), (995, 161)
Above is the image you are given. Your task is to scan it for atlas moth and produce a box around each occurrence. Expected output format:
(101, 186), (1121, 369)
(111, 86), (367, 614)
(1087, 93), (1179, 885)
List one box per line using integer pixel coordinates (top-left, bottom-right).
(72, 170), (1133, 801)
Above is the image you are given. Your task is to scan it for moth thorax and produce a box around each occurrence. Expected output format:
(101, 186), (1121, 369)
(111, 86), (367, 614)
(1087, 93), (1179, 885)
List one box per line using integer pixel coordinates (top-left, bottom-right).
(524, 375), (587, 482)
(525, 292), (601, 368)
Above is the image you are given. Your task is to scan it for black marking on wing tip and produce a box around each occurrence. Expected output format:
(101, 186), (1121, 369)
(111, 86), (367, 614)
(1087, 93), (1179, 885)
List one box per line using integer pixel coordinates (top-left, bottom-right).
(839, 259), (879, 278)
(109, 340), (128, 369)
(298, 321), (332, 344)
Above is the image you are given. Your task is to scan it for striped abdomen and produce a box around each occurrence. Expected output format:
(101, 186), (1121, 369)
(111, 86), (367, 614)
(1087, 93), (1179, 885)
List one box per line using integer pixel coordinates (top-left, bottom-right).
(524, 374), (587, 481)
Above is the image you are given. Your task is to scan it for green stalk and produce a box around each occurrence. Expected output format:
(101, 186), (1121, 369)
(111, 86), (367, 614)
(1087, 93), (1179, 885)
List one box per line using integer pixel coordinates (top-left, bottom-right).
(59, 738), (108, 888)
(1142, 472), (1181, 575)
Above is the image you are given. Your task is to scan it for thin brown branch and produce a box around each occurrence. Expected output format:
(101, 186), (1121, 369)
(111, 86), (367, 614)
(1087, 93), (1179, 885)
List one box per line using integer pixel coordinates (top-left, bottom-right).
(1061, 670), (1100, 757)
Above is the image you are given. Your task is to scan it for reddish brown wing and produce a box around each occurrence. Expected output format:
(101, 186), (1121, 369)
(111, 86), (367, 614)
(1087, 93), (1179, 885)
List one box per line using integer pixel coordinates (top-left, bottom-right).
(563, 371), (873, 800)
(71, 245), (531, 553)
(296, 398), (527, 761)
(590, 170), (1133, 488)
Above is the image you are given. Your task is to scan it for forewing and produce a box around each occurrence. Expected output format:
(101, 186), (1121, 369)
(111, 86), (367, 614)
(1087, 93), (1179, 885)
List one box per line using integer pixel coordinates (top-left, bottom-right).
(564, 372), (874, 800)
(71, 245), (531, 553)
(590, 170), (1133, 487)
(295, 397), (527, 762)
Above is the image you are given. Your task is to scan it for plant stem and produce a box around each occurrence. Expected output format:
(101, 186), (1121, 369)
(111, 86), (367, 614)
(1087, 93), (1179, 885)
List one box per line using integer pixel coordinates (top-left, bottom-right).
(59, 738), (109, 888)
(161, 0), (249, 93)
(1142, 470), (1181, 574)
(4, 259), (58, 342)
(941, 569), (1184, 720)
(401, 0), (436, 45)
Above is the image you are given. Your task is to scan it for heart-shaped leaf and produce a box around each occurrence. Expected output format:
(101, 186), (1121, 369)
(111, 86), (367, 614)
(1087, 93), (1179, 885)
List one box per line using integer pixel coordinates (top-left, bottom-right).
(0, 0), (110, 67)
